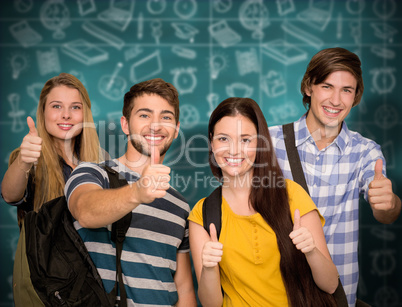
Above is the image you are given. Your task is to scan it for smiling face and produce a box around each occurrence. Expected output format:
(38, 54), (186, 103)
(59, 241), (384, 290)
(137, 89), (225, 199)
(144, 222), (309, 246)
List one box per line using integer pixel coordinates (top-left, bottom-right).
(44, 85), (83, 147)
(211, 114), (257, 179)
(122, 93), (180, 161)
(306, 70), (357, 134)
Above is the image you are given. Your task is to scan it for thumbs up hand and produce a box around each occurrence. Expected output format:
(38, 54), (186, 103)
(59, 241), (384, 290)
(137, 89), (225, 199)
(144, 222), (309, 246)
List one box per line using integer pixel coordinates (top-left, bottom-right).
(19, 117), (42, 165)
(289, 209), (316, 255)
(150, 143), (161, 166)
(293, 209), (301, 231)
(368, 159), (395, 211)
(202, 223), (223, 268)
(134, 144), (171, 204)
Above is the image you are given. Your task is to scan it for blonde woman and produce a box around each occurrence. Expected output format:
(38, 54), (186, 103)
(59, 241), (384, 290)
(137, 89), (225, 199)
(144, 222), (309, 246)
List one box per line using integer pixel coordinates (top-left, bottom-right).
(1, 73), (102, 226)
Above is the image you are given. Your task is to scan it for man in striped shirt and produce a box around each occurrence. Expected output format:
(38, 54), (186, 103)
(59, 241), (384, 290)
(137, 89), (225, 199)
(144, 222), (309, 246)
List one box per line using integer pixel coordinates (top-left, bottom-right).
(269, 48), (401, 307)
(65, 78), (196, 306)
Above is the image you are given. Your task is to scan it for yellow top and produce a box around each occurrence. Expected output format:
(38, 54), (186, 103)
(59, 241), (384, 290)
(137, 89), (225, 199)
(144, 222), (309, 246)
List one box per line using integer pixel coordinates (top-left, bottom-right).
(188, 179), (325, 307)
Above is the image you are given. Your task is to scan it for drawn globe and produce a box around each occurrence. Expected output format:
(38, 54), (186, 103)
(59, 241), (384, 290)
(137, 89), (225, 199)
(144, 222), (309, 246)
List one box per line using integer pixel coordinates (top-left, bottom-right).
(239, 0), (269, 39)
(40, 0), (70, 40)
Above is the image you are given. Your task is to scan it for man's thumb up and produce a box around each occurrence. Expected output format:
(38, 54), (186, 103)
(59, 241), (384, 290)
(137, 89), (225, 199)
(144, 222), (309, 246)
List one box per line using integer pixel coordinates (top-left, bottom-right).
(374, 159), (384, 180)
(150, 143), (160, 166)
(27, 116), (38, 136)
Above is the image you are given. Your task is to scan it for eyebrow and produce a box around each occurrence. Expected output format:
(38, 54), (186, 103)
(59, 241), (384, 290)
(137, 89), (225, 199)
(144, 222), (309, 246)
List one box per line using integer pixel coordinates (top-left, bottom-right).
(215, 133), (253, 137)
(135, 108), (175, 116)
(323, 82), (356, 90)
(49, 100), (82, 104)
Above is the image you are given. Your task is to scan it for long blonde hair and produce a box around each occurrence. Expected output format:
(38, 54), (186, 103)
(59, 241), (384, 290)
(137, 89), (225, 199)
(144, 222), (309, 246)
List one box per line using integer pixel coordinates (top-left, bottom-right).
(11, 73), (101, 213)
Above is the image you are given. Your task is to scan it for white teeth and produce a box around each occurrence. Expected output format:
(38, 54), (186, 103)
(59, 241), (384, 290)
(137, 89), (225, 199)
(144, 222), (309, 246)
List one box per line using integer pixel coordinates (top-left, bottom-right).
(226, 158), (242, 163)
(323, 107), (341, 114)
(58, 124), (72, 127)
(145, 136), (163, 141)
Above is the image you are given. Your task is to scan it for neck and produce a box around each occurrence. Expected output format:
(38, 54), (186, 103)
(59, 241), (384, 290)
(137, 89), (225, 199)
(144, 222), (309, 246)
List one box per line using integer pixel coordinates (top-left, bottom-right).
(121, 145), (167, 175)
(118, 153), (146, 175)
(222, 171), (253, 197)
(305, 114), (341, 151)
(222, 173), (255, 215)
(55, 138), (78, 169)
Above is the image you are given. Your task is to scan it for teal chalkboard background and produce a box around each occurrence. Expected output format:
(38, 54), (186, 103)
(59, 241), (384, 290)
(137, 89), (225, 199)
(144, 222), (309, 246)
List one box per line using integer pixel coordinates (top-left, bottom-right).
(0, 0), (401, 306)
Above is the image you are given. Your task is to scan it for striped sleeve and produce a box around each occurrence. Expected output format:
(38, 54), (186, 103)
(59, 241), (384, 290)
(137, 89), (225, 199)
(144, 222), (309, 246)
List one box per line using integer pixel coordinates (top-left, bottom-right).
(64, 162), (109, 209)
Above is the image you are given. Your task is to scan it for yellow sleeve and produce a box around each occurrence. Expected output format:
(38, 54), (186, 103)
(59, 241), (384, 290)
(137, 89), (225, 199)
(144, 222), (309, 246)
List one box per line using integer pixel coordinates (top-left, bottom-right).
(188, 197), (206, 226)
(286, 179), (325, 227)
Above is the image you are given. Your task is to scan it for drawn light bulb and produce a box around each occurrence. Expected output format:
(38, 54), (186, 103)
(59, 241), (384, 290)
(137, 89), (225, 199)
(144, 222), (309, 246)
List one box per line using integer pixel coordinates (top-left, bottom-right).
(10, 54), (28, 79)
(207, 93), (219, 117)
(210, 54), (226, 79)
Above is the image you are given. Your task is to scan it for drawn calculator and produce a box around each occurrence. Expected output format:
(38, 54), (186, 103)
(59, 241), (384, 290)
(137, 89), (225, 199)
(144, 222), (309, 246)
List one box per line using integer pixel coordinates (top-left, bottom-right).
(9, 20), (42, 48)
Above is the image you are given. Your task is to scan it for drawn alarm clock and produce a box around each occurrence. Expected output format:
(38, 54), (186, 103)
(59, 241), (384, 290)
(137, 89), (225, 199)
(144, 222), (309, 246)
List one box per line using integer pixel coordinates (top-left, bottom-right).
(171, 67), (197, 95)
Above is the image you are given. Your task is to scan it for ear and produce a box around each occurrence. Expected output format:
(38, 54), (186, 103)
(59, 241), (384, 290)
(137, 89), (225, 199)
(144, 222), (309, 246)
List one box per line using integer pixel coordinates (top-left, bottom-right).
(174, 121), (180, 139)
(121, 116), (129, 136)
(210, 137), (215, 153)
(305, 87), (312, 97)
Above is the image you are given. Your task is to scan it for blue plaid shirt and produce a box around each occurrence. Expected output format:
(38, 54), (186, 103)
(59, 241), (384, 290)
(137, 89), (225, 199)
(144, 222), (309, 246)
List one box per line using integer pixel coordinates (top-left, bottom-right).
(269, 115), (385, 307)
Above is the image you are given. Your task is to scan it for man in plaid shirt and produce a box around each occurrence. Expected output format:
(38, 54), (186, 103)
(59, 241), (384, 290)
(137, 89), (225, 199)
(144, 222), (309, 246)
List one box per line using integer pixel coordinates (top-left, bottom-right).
(269, 47), (401, 307)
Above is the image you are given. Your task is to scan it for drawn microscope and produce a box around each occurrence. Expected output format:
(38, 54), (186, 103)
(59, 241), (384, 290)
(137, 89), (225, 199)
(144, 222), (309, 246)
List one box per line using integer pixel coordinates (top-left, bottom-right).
(8, 93), (25, 133)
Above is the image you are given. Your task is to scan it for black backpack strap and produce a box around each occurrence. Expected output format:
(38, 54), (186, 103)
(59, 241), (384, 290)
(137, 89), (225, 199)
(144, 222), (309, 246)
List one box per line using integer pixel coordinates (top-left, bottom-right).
(104, 165), (131, 307)
(106, 165), (129, 190)
(111, 213), (131, 306)
(283, 123), (309, 195)
(283, 123), (348, 306)
(202, 186), (222, 239)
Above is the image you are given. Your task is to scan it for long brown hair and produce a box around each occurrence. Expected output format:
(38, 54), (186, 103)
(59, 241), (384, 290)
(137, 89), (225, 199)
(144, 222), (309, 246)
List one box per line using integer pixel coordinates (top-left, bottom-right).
(208, 97), (336, 307)
(10, 73), (101, 215)
(301, 47), (364, 109)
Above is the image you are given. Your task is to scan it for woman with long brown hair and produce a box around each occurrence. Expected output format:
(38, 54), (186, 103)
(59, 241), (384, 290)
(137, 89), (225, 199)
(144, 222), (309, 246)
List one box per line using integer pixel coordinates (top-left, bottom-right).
(189, 97), (338, 306)
(1, 73), (102, 227)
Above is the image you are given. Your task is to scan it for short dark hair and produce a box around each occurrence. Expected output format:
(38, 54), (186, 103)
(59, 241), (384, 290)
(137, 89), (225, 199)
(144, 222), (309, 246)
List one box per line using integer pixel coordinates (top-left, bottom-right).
(301, 47), (364, 109)
(123, 78), (180, 123)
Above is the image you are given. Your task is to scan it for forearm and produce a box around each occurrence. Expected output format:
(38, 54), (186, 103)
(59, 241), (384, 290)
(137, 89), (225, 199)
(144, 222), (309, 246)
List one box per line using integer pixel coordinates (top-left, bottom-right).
(305, 248), (338, 294)
(176, 289), (197, 307)
(70, 184), (140, 228)
(197, 267), (223, 307)
(373, 194), (401, 224)
(174, 253), (197, 307)
(1, 158), (31, 203)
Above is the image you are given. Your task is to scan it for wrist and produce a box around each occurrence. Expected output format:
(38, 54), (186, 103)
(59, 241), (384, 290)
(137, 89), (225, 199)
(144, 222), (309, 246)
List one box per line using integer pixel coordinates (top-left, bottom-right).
(18, 155), (33, 178)
(129, 183), (142, 206)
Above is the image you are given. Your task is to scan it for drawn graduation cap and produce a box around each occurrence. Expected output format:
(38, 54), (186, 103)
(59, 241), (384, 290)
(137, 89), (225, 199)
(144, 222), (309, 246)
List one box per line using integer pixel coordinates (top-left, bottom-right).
(171, 23), (199, 43)
(370, 22), (398, 42)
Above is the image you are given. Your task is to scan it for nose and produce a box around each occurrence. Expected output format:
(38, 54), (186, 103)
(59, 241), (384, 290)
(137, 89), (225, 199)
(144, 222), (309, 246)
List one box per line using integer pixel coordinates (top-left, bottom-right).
(150, 119), (162, 132)
(62, 109), (71, 119)
(330, 90), (341, 106)
(228, 140), (240, 156)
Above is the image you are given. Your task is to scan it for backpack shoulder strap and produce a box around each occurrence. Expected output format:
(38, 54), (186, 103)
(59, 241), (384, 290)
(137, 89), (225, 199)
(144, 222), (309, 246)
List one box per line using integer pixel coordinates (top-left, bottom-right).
(104, 165), (128, 190)
(282, 122), (310, 195)
(103, 165), (131, 241)
(283, 124), (348, 306)
(202, 186), (222, 239)
(103, 165), (131, 307)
